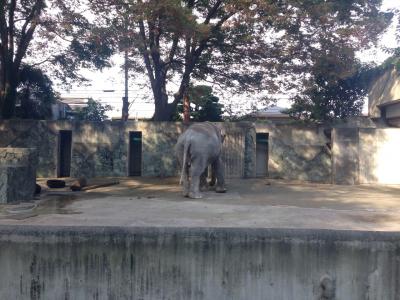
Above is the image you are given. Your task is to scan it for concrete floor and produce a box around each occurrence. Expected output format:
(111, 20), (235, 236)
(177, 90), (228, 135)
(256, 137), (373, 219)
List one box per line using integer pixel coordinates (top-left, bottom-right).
(1, 178), (400, 231)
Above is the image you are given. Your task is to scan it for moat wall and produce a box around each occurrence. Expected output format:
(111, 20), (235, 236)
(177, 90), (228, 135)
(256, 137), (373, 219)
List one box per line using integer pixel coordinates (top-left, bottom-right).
(0, 226), (399, 300)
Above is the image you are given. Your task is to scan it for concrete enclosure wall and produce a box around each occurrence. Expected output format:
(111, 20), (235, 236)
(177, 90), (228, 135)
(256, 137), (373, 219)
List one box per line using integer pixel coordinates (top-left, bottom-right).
(256, 123), (331, 182)
(332, 127), (400, 184)
(0, 226), (399, 300)
(1, 120), (399, 185)
(0, 120), (332, 183)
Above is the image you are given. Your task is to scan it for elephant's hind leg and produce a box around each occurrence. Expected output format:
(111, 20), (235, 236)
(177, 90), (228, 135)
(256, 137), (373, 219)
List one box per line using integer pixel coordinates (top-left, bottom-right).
(182, 165), (190, 197)
(214, 157), (227, 193)
(189, 157), (207, 199)
(200, 168), (209, 192)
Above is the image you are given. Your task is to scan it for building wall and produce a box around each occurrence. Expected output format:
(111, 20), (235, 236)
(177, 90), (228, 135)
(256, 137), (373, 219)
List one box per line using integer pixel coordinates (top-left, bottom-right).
(369, 67), (400, 119)
(0, 120), (332, 182)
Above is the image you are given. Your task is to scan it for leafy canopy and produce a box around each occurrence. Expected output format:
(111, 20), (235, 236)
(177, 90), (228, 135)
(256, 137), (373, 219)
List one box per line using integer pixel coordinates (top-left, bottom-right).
(89, 0), (392, 121)
(16, 65), (58, 119)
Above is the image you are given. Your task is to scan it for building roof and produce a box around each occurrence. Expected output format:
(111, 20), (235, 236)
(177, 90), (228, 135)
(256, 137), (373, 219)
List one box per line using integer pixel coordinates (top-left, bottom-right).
(59, 97), (89, 111)
(252, 106), (289, 119)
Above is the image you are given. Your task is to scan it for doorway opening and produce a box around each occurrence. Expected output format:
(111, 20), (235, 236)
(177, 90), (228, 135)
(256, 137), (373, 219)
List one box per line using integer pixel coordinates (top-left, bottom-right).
(129, 131), (142, 176)
(256, 133), (269, 177)
(58, 130), (72, 177)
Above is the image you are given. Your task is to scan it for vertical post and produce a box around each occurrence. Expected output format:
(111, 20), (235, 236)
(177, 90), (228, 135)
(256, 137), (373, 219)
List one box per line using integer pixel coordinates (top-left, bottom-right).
(122, 49), (129, 121)
(183, 92), (190, 124)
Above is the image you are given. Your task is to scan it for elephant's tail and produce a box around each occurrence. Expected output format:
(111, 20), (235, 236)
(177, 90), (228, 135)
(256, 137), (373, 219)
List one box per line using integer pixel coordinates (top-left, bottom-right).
(179, 140), (190, 185)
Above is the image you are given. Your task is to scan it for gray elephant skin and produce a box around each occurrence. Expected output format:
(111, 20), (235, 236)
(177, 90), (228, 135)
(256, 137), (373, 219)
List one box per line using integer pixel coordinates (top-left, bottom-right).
(175, 122), (227, 199)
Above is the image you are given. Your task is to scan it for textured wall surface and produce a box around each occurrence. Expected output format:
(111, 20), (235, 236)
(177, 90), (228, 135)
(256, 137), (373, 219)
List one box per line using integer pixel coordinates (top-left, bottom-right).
(256, 123), (332, 182)
(0, 226), (399, 300)
(359, 128), (400, 184)
(332, 127), (400, 185)
(332, 128), (360, 185)
(0, 148), (37, 203)
(0, 120), (332, 182)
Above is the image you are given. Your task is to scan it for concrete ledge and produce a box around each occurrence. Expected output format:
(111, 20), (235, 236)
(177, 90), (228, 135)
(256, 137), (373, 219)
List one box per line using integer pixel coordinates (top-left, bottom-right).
(1, 225), (399, 299)
(1, 225), (400, 243)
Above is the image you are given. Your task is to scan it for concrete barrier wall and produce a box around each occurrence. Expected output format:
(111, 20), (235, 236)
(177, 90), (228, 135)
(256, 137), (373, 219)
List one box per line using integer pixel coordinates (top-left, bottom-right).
(359, 128), (400, 184)
(332, 127), (400, 184)
(0, 226), (399, 300)
(0, 120), (332, 182)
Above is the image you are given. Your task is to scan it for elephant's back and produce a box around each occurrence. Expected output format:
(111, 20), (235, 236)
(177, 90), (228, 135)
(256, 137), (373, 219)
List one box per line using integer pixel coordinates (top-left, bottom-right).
(186, 128), (221, 156)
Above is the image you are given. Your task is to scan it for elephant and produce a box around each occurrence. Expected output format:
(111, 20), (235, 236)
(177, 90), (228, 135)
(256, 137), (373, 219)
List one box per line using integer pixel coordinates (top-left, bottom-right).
(175, 122), (227, 199)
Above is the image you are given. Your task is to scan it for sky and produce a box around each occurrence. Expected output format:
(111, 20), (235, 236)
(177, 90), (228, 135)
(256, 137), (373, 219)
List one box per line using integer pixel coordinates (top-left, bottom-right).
(58, 0), (400, 119)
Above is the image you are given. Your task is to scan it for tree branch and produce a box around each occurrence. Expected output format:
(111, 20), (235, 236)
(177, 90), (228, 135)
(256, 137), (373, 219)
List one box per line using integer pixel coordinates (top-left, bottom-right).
(172, 9), (236, 106)
(0, 0), (9, 63)
(203, 0), (223, 25)
(30, 56), (54, 67)
(165, 34), (179, 67)
(138, 19), (155, 87)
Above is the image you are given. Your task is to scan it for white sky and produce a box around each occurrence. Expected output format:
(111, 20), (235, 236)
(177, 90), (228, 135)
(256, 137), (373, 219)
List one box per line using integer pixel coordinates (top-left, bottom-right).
(58, 0), (400, 119)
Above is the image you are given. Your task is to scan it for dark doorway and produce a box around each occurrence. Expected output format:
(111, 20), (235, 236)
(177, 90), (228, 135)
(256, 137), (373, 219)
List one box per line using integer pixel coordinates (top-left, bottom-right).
(58, 130), (72, 177)
(129, 131), (142, 176)
(256, 133), (269, 177)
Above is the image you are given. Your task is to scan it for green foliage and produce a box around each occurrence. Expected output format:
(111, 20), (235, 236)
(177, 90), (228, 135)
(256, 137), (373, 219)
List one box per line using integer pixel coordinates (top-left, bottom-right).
(286, 70), (368, 122)
(75, 98), (112, 122)
(174, 85), (223, 122)
(16, 65), (57, 119)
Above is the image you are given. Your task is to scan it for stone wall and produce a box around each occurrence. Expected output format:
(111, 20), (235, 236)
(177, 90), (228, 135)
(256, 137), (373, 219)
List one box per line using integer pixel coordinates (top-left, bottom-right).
(0, 148), (37, 203)
(0, 120), (333, 182)
(256, 122), (332, 182)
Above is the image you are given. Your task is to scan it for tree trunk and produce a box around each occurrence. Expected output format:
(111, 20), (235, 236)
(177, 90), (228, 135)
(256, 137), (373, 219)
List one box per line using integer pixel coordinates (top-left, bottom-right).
(2, 85), (17, 119)
(0, 77), (17, 119)
(153, 92), (174, 121)
(152, 75), (177, 121)
(183, 92), (190, 124)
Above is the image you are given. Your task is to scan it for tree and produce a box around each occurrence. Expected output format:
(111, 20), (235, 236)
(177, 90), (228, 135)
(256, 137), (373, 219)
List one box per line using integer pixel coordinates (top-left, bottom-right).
(90, 0), (391, 121)
(287, 67), (369, 122)
(0, 0), (113, 119)
(174, 85), (223, 121)
(75, 98), (112, 122)
(286, 37), (371, 122)
(16, 64), (57, 119)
